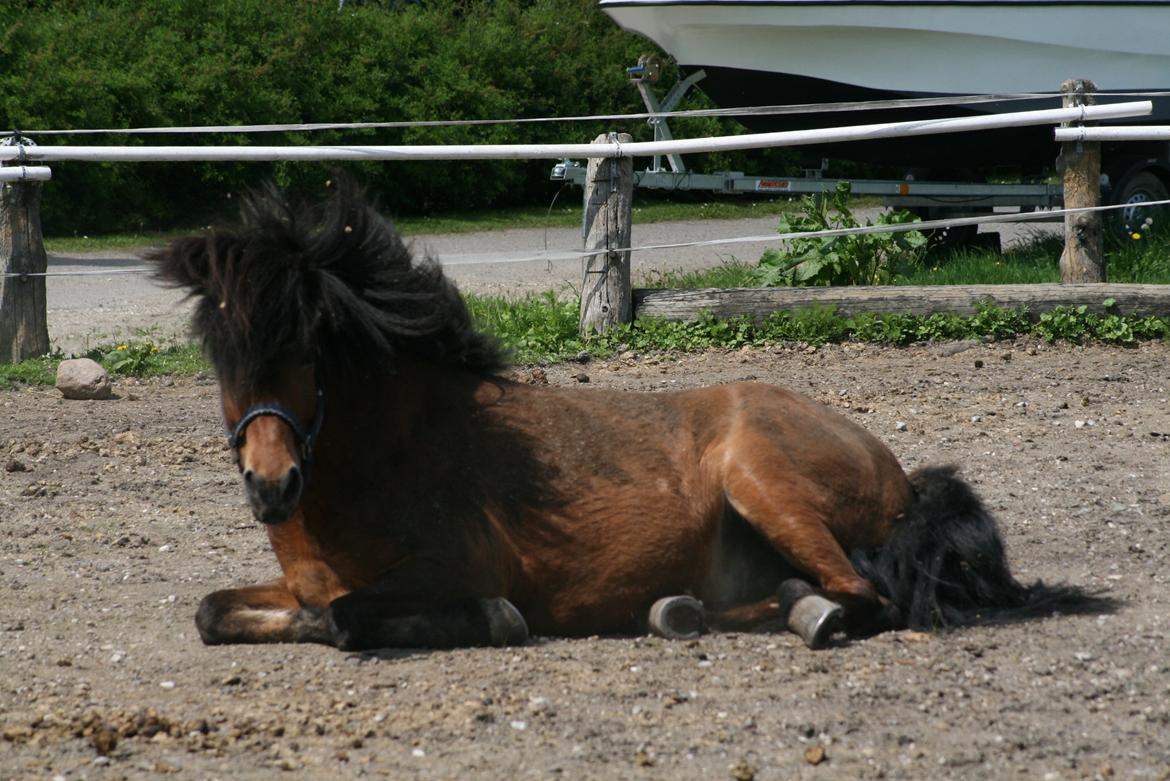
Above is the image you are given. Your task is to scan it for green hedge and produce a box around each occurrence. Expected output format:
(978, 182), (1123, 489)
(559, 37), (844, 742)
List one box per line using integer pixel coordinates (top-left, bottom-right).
(3, 0), (791, 234)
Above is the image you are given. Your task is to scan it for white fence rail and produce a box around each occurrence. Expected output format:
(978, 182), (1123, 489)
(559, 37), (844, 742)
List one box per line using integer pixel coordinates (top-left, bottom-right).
(1, 88), (1168, 358)
(0, 102), (1152, 163)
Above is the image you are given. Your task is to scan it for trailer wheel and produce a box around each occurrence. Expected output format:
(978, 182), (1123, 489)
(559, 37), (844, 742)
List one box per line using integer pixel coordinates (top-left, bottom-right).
(1112, 170), (1169, 235)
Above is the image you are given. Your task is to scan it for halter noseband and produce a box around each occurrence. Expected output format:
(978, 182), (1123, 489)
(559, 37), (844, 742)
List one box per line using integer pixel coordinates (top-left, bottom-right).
(228, 388), (325, 478)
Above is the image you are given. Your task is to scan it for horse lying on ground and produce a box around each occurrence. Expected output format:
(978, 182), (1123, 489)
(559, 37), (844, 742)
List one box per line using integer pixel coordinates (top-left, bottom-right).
(152, 182), (1108, 651)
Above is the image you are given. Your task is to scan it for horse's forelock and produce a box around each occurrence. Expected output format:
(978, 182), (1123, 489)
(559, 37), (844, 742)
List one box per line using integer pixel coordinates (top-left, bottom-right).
(153, 179), (508, 392)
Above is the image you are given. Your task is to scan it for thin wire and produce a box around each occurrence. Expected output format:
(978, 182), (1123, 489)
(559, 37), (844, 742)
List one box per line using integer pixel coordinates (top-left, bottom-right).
(8, 92), (1170, 139)
(14, 197), (1168, 278)
(0, 93), (1104, 138)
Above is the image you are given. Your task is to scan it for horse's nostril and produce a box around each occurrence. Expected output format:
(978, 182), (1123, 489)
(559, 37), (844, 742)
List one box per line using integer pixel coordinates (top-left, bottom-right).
(282, 466), (303, 503)
(243, 469), (255, 484)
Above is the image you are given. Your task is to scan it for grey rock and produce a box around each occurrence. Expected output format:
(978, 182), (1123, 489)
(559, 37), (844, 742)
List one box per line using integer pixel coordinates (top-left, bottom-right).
(55, 358), (112, 400)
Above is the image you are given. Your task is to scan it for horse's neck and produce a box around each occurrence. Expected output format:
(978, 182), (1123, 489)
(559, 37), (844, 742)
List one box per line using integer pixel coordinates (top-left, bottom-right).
(317, 356), (486, 476)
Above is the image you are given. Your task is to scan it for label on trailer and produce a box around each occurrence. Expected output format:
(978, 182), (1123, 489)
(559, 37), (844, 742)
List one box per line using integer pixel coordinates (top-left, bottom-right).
(755, 180), (791, 191)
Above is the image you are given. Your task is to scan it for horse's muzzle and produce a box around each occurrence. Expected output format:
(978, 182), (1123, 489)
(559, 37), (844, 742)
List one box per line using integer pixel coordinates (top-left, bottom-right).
(243, 466), (303, 524)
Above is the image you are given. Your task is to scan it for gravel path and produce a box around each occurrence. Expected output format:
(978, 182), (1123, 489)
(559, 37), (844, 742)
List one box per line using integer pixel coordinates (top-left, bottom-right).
(44, 212), (1056, 353)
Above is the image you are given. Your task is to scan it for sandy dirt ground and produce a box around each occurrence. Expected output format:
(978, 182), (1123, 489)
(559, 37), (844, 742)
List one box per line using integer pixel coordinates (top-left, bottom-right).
(2, 335), (1169, 780)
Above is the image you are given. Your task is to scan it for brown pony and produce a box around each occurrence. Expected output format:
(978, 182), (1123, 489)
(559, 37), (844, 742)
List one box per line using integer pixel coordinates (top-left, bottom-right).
(152, 182), (1105, 652)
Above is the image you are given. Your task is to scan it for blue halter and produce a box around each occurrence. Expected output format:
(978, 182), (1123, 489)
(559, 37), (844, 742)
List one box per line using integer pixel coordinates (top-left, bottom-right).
(228, 389), (325, 479)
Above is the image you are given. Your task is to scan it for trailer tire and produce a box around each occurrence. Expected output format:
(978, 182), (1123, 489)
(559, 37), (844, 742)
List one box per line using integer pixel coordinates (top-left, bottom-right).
(1111, 170), (1170, 235)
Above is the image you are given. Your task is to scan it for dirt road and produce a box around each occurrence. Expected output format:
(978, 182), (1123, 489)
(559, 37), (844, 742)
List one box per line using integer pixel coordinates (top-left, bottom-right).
(2, 338), (1168, 779)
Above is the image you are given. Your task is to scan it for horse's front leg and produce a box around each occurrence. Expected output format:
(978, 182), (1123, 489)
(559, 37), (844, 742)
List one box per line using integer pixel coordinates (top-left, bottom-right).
(196, 578), (333, 645)
(326, 592), (529, 651)
(316, 551), (528, 651)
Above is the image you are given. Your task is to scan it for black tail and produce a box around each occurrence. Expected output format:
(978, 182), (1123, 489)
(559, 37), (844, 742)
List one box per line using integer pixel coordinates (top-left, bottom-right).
(850, 465), (1115, 630)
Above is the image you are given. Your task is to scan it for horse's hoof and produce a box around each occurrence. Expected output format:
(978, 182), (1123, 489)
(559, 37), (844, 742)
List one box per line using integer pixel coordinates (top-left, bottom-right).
(787, 594), (844, 650)
(648, 595), (706, 640)
(482, 597), (529, 647)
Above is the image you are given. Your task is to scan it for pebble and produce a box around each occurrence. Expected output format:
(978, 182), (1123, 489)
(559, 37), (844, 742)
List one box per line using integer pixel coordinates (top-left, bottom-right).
(804, 745), (827, 765)
(731, 759), (757, 780)
(895, 421), (908, 431)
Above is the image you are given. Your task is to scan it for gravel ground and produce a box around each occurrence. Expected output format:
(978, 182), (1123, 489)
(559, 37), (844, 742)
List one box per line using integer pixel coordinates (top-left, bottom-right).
(12, 214), (1165, 780)
(2, 338), (1168, 780)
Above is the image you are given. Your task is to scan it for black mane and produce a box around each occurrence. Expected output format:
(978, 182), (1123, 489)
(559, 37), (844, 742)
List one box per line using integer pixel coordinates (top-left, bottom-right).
(151, 180), (507, 389)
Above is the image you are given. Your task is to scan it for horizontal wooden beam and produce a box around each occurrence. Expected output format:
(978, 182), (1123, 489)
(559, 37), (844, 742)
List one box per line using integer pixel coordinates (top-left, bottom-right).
(633, 284), (1170, 323)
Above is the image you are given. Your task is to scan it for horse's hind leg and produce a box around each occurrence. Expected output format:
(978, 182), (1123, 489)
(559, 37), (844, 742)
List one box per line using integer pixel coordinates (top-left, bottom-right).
(702, 589), (843, 649)
(196, 578), (332, 645)
(723, 471), (896, 636)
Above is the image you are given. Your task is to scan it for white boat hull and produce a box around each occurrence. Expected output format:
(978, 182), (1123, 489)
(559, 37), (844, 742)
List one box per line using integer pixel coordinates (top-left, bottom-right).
(601, 0), (1170, 169)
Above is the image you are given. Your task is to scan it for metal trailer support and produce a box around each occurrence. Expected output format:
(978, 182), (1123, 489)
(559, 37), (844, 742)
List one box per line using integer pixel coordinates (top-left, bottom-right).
(551, 59), (1066, 222)
(552, 162), (1063, 213)
(626, 55), (707, 175)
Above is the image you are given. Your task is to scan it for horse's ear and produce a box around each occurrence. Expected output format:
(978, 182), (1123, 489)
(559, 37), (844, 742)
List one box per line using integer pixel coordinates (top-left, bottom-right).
(149, 235), (218, 300)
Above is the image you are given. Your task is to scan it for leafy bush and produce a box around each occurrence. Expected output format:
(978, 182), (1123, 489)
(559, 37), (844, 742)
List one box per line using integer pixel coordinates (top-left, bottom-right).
(0, 0), (651, 232)
(754, 182), (928, 286)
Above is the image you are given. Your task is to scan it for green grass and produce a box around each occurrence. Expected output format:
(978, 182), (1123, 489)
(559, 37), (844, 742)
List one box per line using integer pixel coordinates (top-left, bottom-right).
(0, 341), (209, 390)
(637, 261), (760, 290)
(898, 234), (1065, 285)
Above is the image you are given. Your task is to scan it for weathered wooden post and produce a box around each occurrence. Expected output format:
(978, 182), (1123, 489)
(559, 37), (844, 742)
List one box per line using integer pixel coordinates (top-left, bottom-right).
(580, 132), (633, 337)
(1058, 79), (1104, 282)
(0, 155), (51, 363)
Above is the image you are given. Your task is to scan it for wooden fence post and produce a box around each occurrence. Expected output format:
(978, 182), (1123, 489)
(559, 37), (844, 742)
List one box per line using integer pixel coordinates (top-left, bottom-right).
(0, 175), (51, 363)
(580, 132), (633, 337)
(1058, 79), (1104, 282)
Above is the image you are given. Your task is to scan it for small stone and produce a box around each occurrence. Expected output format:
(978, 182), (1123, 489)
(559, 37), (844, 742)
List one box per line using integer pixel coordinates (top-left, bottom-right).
(92, 726), (118, 755)
(894, 421), (908, 432)
(973, 360), (984, 369)
(971, 415), (983, 423)
(3, 725), (34, 742)
(804, 745), (827, 765)
(159, 680), (176, 690)
(731, 759), (756, 780)
(938, 340), (978, 357)
(55, 358), (112, 400)
(573, 373), (590, 383)
(4, 459), (28, 473)
(634, 751), (655, 767)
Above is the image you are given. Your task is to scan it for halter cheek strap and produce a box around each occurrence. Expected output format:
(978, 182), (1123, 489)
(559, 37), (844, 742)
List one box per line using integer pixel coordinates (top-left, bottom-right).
(228, 389), (325, 478)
